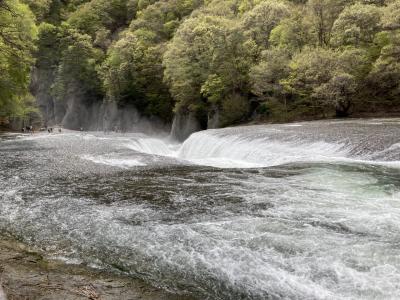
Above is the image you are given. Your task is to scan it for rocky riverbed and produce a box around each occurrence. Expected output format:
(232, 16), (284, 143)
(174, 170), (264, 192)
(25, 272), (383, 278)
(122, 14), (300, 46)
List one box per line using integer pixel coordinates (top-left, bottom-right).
(0, 238), (189, 300)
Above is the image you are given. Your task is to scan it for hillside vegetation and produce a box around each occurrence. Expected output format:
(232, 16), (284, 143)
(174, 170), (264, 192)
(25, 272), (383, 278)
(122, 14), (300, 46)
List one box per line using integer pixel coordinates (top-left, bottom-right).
(1, 0), (400, 130)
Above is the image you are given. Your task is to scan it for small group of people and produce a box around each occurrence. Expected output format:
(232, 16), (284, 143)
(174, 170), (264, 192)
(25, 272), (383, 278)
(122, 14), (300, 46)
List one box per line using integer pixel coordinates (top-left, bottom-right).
(21, 126), (34, 133)
(45, 126), (62, 133)
(22, 125), (62, 134)
(103, 126), (124, 134)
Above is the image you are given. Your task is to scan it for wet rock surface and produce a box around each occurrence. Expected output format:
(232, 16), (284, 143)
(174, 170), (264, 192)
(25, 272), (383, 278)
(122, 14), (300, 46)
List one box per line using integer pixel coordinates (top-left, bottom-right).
(0, 239), (190, 300)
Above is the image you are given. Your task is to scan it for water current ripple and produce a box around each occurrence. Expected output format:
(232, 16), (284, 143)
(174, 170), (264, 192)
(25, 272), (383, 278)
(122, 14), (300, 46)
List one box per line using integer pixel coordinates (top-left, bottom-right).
(1, 119), (400, 299)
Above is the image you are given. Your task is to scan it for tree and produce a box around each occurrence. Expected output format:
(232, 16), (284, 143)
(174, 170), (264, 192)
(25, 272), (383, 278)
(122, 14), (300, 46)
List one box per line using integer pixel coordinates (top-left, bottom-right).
(0, 0), (38, 118)
(337, 47), (372, 79)
(282, 47), (340, 115)
(250, 48), (291, 120)
(368, 30), (400, 105)
(52, 27), (103, 116)
(163, 14), (252, 127)
(313, 73), (357, 117)
(331, 3), (382, 47)
(381, 0), (400, 30)
(241, 0), (290, 50)
(67, 0), (129, 38)
(250, 49), (290, 100)
(99, 0), (203, 122)
(308, 0), (348, 46)
(12, 0), (400, 129)
(21, 0), (52, 23)
(100, 30), (173, 121)
(269, 10), (315, 53)
(130, 0), (204, 41)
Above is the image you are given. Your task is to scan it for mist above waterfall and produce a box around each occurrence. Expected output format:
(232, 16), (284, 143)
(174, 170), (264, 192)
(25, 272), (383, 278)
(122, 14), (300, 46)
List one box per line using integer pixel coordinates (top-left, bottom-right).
(170, 112), (202, 141)
(77, 101), (169, 135)
(35, 84), (169, 135)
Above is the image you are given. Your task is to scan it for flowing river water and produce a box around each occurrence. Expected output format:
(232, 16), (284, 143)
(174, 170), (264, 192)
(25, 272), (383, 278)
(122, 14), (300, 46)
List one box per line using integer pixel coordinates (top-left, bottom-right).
(1, 118), (400, 299)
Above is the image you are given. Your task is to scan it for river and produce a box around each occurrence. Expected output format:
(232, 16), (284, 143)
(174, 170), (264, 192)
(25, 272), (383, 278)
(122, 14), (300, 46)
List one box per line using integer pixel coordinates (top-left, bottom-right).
(1, 118), (400, 299)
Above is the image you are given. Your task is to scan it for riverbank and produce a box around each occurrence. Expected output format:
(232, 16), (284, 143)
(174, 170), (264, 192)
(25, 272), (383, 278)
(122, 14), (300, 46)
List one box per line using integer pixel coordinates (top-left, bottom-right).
(0, 238), (190, 300)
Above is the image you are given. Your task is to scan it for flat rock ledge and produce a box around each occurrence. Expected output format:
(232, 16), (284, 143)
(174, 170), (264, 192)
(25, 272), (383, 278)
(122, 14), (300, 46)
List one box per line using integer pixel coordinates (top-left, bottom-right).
(0, 239), (192, 300)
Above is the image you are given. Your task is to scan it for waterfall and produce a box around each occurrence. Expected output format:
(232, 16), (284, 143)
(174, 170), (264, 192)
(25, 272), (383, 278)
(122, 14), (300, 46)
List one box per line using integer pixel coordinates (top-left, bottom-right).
(176, 130), (348, 168)
(122, 120), (400, 169)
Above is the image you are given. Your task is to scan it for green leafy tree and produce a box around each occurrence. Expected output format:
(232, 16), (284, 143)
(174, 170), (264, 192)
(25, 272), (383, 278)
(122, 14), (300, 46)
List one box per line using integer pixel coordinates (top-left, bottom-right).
(164, 14), (252, 126)
(308, 0), (348, 46)
(313, 73), (357, 117)
(250, 49), (290, 100)
(269, 10), (315, 53)
(100, 30), (173, 121)
(241, 0), (290, 50)
(131, 0), (203, 40)
(250, 48), (291, 120)
(283, 46), (371, 116)
(331, 3), (382, 47)
(68, 0), (129, 38)
(52, 27), (103, 107)
(0, 0), (38, 118)
(21, 0), (52, 23)
(100, 0), (203, 122)
(283, 47), (340, 116)
(368, 30), (400, 105)
(381, 0), (400, 30)
(15, 0), (400, 129)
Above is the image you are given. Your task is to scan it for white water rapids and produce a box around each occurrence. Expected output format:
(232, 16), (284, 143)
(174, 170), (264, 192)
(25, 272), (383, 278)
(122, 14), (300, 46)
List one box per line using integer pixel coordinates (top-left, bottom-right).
(1, 119), (400, 299)
(121, 131), (347, 168)
(82, 119), (400, 169)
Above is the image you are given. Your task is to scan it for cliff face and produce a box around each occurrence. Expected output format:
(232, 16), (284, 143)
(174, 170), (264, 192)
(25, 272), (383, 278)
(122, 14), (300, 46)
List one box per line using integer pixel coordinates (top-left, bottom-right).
(170, 112), (202, 141)
(34, 84), (168, 134)
(30, 67), (58, 127)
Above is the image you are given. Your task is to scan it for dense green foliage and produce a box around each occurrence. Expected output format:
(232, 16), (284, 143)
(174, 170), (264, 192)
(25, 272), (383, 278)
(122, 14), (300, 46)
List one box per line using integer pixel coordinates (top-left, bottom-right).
(0, 0), (37, 119)
(2, 0), (400, 129)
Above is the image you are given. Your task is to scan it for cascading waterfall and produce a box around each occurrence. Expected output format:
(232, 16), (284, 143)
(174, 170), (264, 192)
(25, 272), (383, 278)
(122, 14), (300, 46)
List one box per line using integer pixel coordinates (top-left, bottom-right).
(115, 120), (400, 169)
(176, 130), (349, 168)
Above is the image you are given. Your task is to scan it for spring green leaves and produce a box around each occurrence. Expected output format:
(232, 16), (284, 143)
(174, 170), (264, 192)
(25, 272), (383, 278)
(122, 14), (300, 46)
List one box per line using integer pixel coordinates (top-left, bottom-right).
(0, 0), (37, 118)
(2, 0), (400, 126)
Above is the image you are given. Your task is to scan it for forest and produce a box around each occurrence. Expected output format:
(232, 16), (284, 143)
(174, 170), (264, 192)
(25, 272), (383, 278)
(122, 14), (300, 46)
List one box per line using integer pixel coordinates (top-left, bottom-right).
(0, 0), (400, 136)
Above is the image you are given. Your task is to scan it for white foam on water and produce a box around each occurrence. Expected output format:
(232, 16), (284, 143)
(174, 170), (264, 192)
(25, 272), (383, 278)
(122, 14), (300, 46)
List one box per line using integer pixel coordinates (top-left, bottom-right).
(123, 137), (176, 156)
(117, 127), (400, 169)
(183, 157), (262, 168)
(81, 154), (146, 168)
(176, 131), (349, 168)
(284, 124), (303, 127)
(10, 126), (399, 170)
(2, 166), (400, 299)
